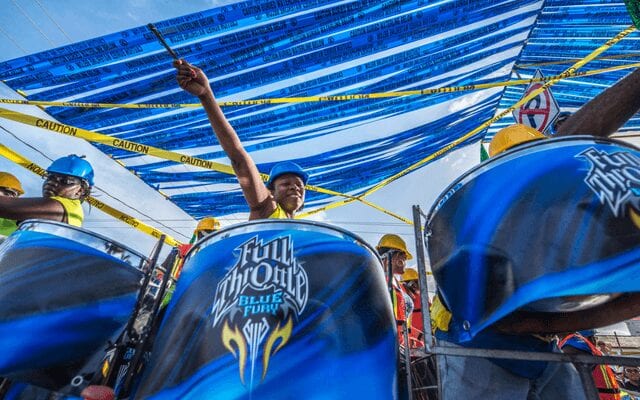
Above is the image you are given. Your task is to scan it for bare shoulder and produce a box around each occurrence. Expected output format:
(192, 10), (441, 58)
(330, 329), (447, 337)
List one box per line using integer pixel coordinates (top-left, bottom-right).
(248, 195), (278, 220)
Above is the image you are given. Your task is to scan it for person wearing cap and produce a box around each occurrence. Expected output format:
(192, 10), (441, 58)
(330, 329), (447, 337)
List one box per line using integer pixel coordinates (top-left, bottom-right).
(0, 155), (94, 227)
(173, 59), (308, 220)
(377, 234), (416, 400)
(621, 367), (640, 395)
(174, 216), (222, 279)
(0, 172), (25, 239)
(376, 234), (414, 343)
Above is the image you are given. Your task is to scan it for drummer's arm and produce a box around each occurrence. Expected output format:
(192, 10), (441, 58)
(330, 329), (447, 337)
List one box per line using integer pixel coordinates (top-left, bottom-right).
(174, 60), (274, 215)
(557, 68), (640, 137)
(0, 197), (66, 223)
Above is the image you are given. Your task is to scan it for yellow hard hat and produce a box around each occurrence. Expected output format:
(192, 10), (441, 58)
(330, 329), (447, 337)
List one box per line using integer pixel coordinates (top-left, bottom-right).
(0, 172), (24, 195)
(401, 268), (418, 281)
(376, 234), (413, 260)
(195, 217), (220, 233)
(488, 124), (546, 157)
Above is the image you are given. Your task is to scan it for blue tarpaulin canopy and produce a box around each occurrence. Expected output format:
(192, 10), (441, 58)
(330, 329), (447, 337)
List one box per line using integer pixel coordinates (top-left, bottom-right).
(0, 0), (638, 221)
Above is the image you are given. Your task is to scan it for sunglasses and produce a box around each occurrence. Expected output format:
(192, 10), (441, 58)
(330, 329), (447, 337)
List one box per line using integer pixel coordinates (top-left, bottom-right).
(44, 173), (82, 186)
(0, 187), (19, 197)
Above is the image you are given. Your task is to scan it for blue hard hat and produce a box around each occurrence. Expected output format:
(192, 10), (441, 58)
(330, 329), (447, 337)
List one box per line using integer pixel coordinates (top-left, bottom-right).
(47, 155), (95, 186)
(266, 161), (308, 189)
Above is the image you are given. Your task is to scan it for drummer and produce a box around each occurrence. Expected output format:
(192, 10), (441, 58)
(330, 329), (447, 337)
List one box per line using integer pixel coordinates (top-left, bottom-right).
(174, 59), (308, 220)
(0, 172), (25, 240)
(0, 155), (94, 227)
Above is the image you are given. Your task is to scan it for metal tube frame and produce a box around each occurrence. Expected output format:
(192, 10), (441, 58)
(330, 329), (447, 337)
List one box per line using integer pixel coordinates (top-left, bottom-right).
(410, 204), (640, 400)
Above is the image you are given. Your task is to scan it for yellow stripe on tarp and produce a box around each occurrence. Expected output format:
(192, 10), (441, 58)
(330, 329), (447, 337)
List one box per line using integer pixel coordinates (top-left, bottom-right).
(0, 144), (181, 246)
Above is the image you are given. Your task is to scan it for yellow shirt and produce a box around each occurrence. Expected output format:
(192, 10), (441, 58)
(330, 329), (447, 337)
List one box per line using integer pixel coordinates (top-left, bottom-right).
(268, 204), (298, 220)
(50, 196), (84, 227)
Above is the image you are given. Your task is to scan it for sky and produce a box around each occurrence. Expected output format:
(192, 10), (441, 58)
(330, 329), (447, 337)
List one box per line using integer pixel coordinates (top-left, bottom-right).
(0, 0), (235, 62)
(0, 0), (483, 266)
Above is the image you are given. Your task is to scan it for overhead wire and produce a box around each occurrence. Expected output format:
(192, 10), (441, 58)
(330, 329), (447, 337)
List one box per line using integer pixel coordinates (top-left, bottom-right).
(34, 0), (73, 42)
(0, 25), (28, 54)
(9, 0), (56, 47)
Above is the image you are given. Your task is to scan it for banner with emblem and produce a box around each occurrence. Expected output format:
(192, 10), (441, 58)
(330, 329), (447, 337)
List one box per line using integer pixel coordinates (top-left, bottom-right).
(427, 136), (640, 342)
(135, 220), (397, 399)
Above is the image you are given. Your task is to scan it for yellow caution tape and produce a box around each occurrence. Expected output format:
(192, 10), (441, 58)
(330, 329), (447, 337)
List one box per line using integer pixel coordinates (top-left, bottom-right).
(0, 108), (411, 224)
(0, 144), (181, 246)
(0, 108), (237, 175)
(3, 27), (633, 223)
(2, 62), (639, 109)
(303, 25), (637, 215)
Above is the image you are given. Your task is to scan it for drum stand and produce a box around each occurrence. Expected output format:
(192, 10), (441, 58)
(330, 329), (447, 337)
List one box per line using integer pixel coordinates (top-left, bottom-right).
(97, 235), (176, 399)
(411, 205), (640, 400)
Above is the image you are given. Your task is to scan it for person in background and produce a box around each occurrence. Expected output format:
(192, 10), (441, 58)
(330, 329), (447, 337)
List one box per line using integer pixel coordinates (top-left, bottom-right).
(401, 267), (425, 348)
(173, 216), (222, 279)
(559, 331), (623, 400)
(174, 59), (308, 220)
(0, 172), (25, 240)
(622, 367), (640, 395)
(0, 155), (93, 227)
(376, 234), (414, 343)
(377, 233), (413, 400)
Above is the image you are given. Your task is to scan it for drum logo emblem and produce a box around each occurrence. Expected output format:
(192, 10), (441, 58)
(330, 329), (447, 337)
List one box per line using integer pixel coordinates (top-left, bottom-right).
(210, 235), (308, 388)
(578, 148), (640, 221)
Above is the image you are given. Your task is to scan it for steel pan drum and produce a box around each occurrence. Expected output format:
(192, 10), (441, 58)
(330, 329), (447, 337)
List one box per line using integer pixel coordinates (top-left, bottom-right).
(135, 220), (397, 399)
(0, 220), (146, 390)
(427, 136), (640, 342)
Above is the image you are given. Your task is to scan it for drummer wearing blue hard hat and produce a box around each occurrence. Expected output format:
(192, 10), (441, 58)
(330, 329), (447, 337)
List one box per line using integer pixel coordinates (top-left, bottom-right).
(0, 154), (94, 227)
(174, 59), (308, 220)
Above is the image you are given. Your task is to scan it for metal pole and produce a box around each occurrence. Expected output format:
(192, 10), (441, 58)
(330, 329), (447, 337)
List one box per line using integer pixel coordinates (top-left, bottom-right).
(402, 325), (413, 400)
(412, 205), (433, 352)
(412, 205), (441, 400)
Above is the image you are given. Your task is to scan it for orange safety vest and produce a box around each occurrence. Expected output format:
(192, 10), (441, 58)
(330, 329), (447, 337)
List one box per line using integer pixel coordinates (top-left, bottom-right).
(559, 333), (621, 400)
(406, 288), (425, 348)
(389, 277), (408, 345)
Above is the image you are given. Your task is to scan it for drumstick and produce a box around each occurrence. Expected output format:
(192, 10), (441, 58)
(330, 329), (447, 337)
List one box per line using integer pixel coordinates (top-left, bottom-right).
(147, 23), (179, 60)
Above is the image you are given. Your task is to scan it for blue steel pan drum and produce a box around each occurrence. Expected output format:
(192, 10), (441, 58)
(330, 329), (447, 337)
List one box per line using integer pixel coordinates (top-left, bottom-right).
(0, 220), (146, 390)
(426, 136), (640, 342)
(134, 220), (397, 399)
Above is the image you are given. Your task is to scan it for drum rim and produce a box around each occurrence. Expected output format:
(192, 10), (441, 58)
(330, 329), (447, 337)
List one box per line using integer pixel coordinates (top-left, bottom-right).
(185, 219), (382, 263)
(17, 218), (148, 268)
(424, 135), (640, 228)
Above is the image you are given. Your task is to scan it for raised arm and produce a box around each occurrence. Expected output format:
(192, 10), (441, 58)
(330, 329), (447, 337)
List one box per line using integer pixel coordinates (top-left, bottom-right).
(0, 197), (67, 223)
(556, 68), (640, 137)
(174, 59), (276, 218)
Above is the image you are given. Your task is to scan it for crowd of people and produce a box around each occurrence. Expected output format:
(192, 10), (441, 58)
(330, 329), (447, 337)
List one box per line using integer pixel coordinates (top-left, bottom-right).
(1, 59), (640, 400)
